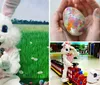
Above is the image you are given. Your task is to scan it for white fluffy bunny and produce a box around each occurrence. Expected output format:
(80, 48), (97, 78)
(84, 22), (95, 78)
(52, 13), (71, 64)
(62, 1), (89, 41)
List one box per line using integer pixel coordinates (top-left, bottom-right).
(61, 42), (78, 83)
(0, 0), (21, 85)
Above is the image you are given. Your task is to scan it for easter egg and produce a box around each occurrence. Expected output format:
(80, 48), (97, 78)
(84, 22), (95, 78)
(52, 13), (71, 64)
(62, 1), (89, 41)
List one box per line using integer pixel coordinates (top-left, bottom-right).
(39, 80), (44, 85)
(63, 7), (85, 36)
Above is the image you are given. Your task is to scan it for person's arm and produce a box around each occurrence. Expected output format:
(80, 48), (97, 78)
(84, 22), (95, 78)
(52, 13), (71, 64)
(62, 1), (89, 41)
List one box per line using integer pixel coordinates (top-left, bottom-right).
(1, 0), (21, 17)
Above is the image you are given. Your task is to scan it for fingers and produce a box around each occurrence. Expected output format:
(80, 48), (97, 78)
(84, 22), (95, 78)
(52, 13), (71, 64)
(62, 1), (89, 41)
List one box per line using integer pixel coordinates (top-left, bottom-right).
(51, 12), (67, 41)
(73, 0), (88, 17)
(59, 20), (64, 32)
(80, 0), (93, 15)
(79, 15), (93, 32)
(52, 12), (62, 30)
(57, 0), (99, 16)
(53, 11), (65, 31)
(86, 0), (100, 10)
(73, 0), (93, 16)
(88, 8), (100, 41)
(57, 0), (75, 13)
(93, 8), (100, 24)
(80, 8), (100, 41)
(73, 0), (80, 4)
(67, 0), (74, 7)
(73, 0), (99, 16)
(57, 0), (69, 13)
(85, 15), (93, 28)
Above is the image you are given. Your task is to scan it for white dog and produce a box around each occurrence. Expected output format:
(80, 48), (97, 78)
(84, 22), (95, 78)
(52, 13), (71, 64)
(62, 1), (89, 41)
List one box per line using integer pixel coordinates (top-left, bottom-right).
(0, 13), (21, 85)
(61, 42), (78, 83)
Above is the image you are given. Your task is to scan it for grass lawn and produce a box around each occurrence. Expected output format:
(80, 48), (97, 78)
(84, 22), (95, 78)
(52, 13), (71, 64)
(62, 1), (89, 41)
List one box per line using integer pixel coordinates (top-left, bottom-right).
(15, 24), (49, 85)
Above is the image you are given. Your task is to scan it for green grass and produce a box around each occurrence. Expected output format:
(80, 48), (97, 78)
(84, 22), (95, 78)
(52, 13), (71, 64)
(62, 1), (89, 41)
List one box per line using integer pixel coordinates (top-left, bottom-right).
(16, 24), (48, 32)
(15, 24), (49, 84)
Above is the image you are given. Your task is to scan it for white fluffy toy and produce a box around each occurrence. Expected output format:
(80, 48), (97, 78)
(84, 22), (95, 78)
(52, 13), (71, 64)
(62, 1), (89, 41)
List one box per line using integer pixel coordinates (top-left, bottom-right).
(0, 14), (21, 85)
(0, 0), (21, 85)
(86, 69), (100, 85)
(61, 42), (78, 83)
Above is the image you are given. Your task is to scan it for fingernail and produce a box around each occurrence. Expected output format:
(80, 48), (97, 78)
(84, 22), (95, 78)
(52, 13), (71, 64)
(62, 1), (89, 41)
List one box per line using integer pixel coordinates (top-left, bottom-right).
(94, 8), (100, 18)
(73, 0), (75, 2)
(58, 28), (62, 32)
(75, 4), (78, 7)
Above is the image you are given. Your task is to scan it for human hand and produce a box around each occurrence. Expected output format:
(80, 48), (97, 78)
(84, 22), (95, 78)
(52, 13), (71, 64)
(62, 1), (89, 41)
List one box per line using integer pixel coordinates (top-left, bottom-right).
(51, 0), (100, 41)
(77, 0), (100, 41)
(50, 11), (79, 41)
(79, 9), (100, 41)
(51, 0), (80, 41)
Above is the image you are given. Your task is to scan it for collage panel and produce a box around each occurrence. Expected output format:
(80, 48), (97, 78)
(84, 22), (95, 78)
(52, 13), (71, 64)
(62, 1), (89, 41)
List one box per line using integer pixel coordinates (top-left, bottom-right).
(0, 0), (49, 85)
(0, 0), (100, 85)
(50, 42), (100, 85)
(50, 0), (100, 84)
(50, 0), (100, 41)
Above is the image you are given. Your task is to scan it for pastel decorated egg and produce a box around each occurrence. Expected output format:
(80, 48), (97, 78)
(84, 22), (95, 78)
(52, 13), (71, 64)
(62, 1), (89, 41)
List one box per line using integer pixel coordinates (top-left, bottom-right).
(63, 7), (85, 36)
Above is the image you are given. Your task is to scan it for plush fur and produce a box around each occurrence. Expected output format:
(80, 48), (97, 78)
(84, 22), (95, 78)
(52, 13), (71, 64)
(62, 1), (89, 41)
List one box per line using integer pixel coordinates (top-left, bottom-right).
(0, 13), (21, 85)
(61, 42), (78, 82)
(0, 13), (21, 50)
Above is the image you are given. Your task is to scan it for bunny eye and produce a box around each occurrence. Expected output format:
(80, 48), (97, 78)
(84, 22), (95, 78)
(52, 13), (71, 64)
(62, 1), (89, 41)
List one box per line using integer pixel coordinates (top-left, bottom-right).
(2, 25), (8, 33)
(66, 49), (68, 51)
(94, 73), (97, 78)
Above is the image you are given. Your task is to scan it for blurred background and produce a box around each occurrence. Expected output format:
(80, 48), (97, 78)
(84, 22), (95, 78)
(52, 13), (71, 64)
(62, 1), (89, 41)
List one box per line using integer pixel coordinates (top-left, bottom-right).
(50, 42), (100, 85)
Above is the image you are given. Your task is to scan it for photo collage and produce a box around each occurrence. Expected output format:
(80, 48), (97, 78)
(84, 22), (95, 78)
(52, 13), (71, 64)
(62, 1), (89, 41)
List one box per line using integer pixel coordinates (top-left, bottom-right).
(0, 0), (100, 85)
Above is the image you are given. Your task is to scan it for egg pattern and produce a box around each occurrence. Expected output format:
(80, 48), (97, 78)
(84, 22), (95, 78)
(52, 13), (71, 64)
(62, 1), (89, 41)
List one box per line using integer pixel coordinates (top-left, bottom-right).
(63, 7), (85, 36)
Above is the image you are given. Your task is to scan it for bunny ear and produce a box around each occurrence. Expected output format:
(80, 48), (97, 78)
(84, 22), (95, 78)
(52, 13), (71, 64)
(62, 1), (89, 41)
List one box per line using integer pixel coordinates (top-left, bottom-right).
(1, 0), (21, 18)
(62, 42), (70, 47)
(62, 42), (66, 46)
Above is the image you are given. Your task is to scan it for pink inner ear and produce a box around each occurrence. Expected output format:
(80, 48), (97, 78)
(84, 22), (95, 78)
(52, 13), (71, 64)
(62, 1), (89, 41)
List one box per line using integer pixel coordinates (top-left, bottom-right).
(63, 44), (66, 48)
(1, 0), (21, 18)
(2, 7), (13, 17)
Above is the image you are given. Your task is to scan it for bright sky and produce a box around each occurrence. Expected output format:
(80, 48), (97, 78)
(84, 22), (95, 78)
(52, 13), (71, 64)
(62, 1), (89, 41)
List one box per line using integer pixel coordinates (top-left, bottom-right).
(0, 0), (100, 21)
(0, 0), (49, 21)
